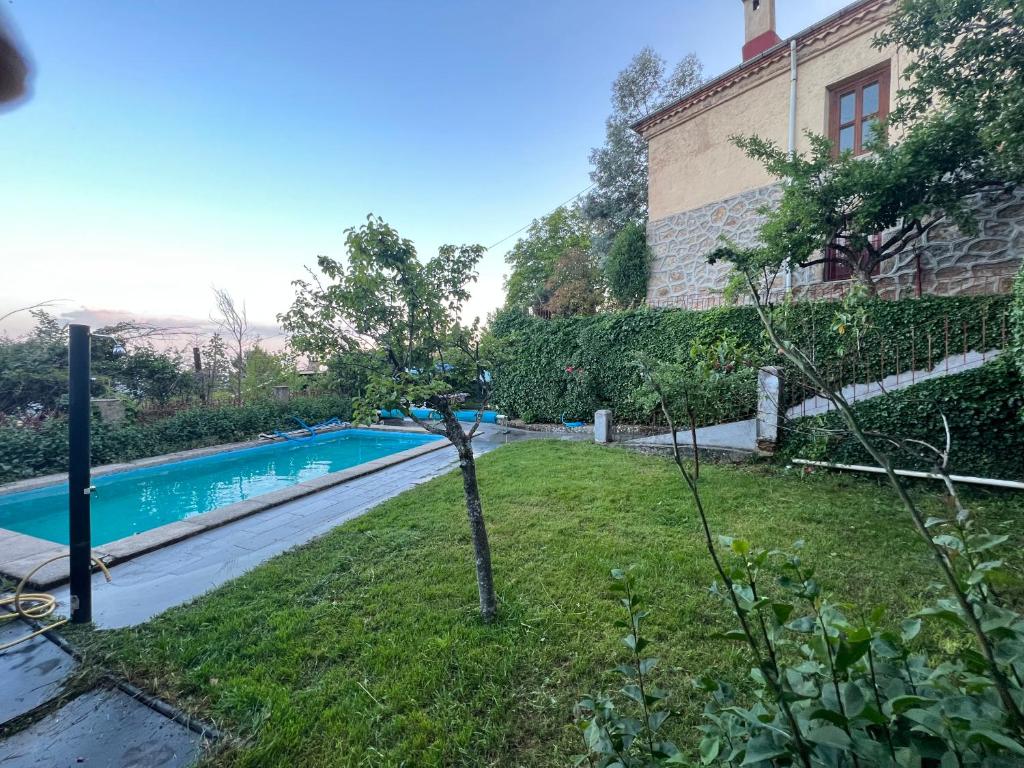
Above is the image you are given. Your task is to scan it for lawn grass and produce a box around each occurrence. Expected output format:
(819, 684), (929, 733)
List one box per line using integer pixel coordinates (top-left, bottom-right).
(70, 441), (1024, 767)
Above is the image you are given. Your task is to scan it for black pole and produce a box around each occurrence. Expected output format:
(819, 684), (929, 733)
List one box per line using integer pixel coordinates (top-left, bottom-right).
(68, 324), (92, 624)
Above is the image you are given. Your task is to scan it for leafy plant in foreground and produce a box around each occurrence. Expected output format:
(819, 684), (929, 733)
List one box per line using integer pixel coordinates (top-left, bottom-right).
(575, 567), (682, 767)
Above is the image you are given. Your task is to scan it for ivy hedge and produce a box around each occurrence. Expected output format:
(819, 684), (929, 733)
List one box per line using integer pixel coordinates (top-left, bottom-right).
(489, 294), (1011, 424)
(0, 394), (352, 484)
(1013, 261), (1024, 377)
(778, 356), (1023, 480)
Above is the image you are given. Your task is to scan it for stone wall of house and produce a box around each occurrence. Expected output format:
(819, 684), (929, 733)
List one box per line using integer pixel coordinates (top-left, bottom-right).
(647, 186), (1024, 307)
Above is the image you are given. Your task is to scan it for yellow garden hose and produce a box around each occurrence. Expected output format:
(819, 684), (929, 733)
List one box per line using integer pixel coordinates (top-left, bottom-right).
(0, 553), (112, 652)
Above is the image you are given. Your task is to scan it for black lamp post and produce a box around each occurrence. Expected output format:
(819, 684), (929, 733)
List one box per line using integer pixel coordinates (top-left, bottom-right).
(66, 324), (125, 624)
(67, 324), (92, 623)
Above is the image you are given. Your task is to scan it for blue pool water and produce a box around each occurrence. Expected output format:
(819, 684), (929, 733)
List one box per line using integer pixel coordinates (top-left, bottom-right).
(0, 429), (441, 546)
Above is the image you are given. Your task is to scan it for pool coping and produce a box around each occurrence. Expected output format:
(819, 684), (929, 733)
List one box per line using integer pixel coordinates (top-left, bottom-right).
(0, 425), (451, 589)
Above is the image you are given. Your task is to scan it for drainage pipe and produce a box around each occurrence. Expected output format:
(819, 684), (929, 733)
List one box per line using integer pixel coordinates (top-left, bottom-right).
(792, 459), (1024, 491)
(784, 39), (798, 294)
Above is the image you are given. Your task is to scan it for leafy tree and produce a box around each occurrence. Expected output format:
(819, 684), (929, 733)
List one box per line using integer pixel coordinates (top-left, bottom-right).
(503, 205), (592, 313)
(116, 348), (192, 405)
(241, 345), (302, 402)
(200, 333), (231, 401)
(282, 215), (498, 621)
(540, 247), (604, 318)
(604, 221), (650, 307)
(0, 311), (67, 414)
(718, 111), (994, 293)
(582, 47), (702, 252)
(876, 0), (1024, 184)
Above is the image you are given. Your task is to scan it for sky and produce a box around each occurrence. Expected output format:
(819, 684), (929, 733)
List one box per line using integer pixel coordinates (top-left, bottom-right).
(0, 0), (853, 343)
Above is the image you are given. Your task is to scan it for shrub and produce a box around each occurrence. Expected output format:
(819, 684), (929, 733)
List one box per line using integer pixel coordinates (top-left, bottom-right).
(579, 534), (1024, 767)
(1012, 261), (1024, 379)
(605, 222), (650, 308)
(780, 357), (1024, 480)
(0, 394), (352, 484)
(489, 295), (1010, 425)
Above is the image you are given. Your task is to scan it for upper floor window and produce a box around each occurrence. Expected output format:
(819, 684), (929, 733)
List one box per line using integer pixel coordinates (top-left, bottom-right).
(828, 63), (890, 156)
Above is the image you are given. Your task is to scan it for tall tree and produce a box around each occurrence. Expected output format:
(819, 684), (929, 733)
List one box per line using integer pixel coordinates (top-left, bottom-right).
(582, 48), (703, 250)
(281, 215), (499, 622)
(211, 287), (252, 406)
(876, 0), (1024, 184)
(503, 205), (592, 313)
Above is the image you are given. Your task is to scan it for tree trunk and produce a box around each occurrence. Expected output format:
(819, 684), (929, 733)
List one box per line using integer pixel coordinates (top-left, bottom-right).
(440, 408), (497, 622)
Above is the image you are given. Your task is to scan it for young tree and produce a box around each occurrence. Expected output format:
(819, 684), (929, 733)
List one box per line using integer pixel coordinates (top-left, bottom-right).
(725, 111), (995, 293)
(281, 215), (499, 621)
(877, 0), (1024, 184)
(503, 205), (592, 313)
(201, 332), (231, 401)
(211, 287), (251, 406)
(583, 48), (702, 253)
(604, 221), (650, 307)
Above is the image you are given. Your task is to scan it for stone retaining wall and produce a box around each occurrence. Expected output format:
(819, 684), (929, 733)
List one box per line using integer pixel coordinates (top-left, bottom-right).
(647, 186), (1024, 306)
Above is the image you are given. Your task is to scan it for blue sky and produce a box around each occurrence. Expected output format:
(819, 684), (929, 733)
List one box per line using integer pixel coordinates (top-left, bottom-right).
(0, 0), (851, 338)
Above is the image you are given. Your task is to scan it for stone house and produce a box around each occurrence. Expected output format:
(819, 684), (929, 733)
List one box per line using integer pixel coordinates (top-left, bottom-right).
(632, 0), (1023, 308)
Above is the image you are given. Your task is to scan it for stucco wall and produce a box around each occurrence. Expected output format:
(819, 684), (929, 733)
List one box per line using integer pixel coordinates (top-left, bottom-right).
(646, 1), (904, 220)
(646, 186), (1024, 306)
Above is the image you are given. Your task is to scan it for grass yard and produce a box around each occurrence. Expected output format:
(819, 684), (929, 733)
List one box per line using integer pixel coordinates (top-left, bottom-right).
(70, 441), (1024, 767)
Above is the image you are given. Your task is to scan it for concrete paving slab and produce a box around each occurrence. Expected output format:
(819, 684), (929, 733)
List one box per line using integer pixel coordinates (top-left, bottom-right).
(0, 687), (204, 768)
(0, 620), (77, 727)
(626, 419), (757, 452)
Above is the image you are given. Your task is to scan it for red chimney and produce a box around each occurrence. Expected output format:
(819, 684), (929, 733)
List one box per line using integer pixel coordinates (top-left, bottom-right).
(742, 0), (782, 61)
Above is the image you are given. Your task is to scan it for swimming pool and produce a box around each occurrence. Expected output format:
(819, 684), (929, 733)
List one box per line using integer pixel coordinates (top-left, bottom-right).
(0, 429), (442, 546)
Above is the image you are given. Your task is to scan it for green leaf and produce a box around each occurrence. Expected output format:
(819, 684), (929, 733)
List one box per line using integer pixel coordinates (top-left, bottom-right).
(731, 538), (751, 556)
(806, 724), (852, 750)
(772, 602), (795, 625)
(699, 735), (721, 765)
(809, 708), (848, 728)
(835, 638), (870, 673)
(786, 615), (817, 634)
(741, 734), (789, 765)
(966, 729), (1024, 756)
(888, 695), (936, 715)
(966, 533), (1009, 553)
(900, 618), (922, 643)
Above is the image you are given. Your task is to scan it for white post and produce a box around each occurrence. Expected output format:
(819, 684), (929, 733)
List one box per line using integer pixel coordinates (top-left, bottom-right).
(756, 367), (782, 453)
(594, 409), (614, 444)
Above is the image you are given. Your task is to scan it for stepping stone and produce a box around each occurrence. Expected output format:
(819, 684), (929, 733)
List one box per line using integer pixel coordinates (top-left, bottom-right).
(0, 687), (205, 767)
(0, 620), (77, 727)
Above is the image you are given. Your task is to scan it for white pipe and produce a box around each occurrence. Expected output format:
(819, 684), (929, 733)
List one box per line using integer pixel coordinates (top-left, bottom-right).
(784, 39), (798, 293)
(792, 459), (1024, 491)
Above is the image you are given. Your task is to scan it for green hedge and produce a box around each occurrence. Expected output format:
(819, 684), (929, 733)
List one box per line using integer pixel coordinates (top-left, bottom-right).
(490, 295), (1011, 424)
(779, 357), (1024, 480)
(1013, 262), (1024, 378)
(0, 395), (352, 484)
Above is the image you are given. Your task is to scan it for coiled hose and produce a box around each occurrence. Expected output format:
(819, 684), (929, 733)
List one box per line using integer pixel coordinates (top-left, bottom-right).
(0, 553), (112, 652)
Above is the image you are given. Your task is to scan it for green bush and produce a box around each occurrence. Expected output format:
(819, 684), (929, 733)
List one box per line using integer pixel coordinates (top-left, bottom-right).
(780, 357), (1023, 479)
(0, 394), (352, 484)
(489, 295), (1011, 425)
(604, 222), (650, 307)
(1013, 261), (1024, 378)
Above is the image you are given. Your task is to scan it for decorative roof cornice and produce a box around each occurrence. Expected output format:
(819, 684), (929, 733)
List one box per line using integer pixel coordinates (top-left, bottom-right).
(633, 0), (896, 139)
